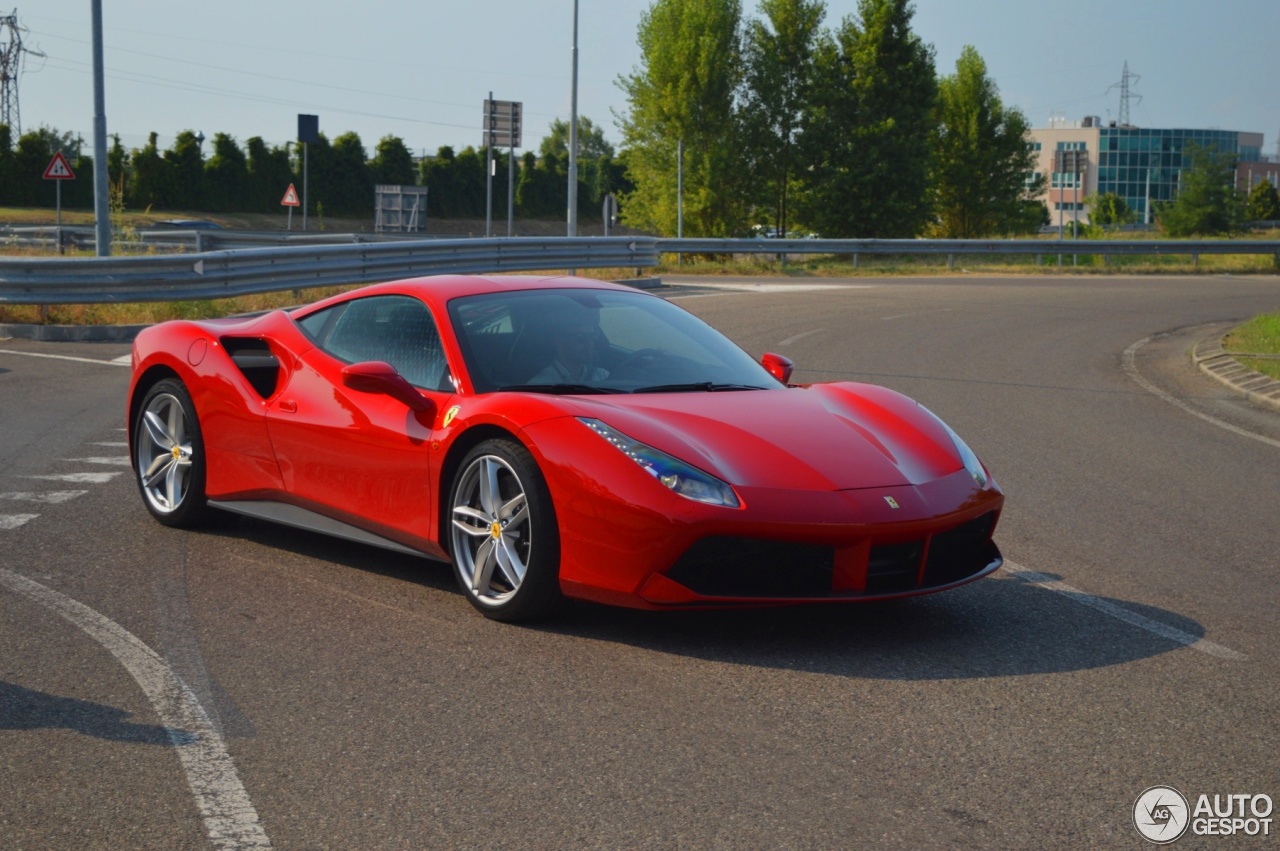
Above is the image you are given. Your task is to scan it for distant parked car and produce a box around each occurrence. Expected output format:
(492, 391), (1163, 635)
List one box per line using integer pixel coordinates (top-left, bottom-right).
(152, 219), (224, 230)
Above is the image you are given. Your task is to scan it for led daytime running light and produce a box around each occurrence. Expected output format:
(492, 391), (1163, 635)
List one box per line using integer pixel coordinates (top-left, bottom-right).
(578, 418), (740, 508)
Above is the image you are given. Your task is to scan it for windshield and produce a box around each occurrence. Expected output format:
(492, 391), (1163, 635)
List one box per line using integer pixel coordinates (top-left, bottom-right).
(447, 288), (781, 394)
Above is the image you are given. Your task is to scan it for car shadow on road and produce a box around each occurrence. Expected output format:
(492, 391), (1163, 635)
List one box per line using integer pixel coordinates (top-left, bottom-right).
(197, 518), (1216, 681)
(0, 680), (194, 744)
(545, 574), (1215, 681)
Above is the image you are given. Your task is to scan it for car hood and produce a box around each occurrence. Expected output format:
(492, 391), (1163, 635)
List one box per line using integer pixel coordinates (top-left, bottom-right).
(559, 383), (965, 491)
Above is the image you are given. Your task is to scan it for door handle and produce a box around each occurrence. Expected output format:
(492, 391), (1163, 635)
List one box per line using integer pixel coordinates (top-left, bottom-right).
(278, 400), (298, 413)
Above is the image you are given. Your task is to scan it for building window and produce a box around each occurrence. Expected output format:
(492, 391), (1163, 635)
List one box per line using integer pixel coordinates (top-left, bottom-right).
(1051, 172), (1082, 189)
(1053, 202), (1085, 211)
(1056, 141), (1087, 151)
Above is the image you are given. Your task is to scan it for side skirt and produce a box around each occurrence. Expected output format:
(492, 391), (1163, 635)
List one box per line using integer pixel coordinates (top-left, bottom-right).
(208, 499), (435, 560)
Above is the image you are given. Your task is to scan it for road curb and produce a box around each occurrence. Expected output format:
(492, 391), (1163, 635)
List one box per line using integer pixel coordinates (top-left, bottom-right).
(1194, 335), (1280, 413)
(0, 322), (149, 343)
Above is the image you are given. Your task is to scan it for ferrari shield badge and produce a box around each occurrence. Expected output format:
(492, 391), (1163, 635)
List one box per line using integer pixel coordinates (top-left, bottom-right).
(442, 405), (461, 428)
(883, 496), (900, 509)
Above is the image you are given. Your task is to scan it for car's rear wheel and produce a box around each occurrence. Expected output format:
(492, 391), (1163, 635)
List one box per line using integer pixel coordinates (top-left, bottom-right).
(448, 439), (561, 621)
(133, 378), (211, 527)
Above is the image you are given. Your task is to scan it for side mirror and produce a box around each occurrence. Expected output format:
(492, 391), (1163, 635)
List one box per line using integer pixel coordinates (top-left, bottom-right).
(341, 361), (436, 415)
(761, 352), (794, 384)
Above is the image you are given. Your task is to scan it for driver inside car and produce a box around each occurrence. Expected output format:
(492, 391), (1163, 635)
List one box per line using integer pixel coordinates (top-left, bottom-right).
(528, 317), (610, 385)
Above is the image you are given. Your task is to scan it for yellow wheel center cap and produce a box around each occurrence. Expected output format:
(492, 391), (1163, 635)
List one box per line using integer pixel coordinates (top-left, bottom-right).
(171, 446), (182, 460)
(490, 521), (502, 539)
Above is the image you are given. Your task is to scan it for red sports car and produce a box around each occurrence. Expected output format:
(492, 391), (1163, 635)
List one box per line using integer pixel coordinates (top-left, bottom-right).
(128, 275), (1003, 621)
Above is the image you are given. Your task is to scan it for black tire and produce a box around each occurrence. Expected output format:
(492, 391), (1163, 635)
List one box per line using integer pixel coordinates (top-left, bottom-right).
(447, 438), (562, 622)
(132, 378), (212, 528)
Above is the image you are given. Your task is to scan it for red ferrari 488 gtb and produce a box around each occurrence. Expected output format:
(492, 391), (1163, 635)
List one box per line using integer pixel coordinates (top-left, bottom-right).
(129, 275), (1003, 621)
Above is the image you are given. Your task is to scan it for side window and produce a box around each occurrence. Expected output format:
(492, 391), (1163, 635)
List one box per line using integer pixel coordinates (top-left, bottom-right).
(318, 296), (452, 393)
(296, 304), (344, 342)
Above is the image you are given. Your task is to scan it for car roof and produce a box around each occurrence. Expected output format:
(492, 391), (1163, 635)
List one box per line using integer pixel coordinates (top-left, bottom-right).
(299, 274), (641, 314)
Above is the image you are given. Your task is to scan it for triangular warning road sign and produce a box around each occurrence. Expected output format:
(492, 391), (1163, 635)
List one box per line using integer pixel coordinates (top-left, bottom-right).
(43, 151), (76, 180)
(281, 183), (300, 206)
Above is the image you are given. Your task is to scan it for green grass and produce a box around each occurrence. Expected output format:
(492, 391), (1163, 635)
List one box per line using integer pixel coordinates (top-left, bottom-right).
(1223, 314), (1280, 380)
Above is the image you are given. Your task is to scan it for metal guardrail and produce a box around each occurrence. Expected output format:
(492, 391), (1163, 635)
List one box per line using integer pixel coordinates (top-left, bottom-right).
(0, 237), (659, 305)
(657, 237), (1280, 257)
(0, 225), (444, 254)
(2, 233), (1277, 305)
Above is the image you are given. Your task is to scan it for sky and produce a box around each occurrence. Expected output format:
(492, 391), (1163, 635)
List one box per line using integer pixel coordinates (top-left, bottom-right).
(13, 1), (1280, 159)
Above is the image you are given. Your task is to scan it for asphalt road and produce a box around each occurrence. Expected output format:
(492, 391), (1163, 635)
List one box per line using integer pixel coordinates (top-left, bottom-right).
(2, 274), (1278, 849)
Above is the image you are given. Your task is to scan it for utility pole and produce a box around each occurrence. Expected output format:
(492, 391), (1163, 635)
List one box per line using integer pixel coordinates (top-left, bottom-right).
(567, 0), (579, 237)
(0, 10), (45, 138)
(90, 0), (110, 256)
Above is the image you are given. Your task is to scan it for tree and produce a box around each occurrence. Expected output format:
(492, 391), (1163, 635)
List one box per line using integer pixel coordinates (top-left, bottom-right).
(204, 133), (248, 212)
(162, 130), (206, 211)
(618, 0), (748, 236)
(1245, 179), (1280, 223)
(371, 135), (417, 187)
(539, 116), (614, 211)
(325, 132), (373, 216)
(740, 0), (826, 236)
(245, 137), (295, 213)
(931, 46), (1043, 237)
(539, 116), (615, 161)
(0, 125), (14, 199)
(1157, 143), (1245, 236)
(796, 0), (937, 237)
(1087, 192), (1134, 227)
(128, 133), (168, 211)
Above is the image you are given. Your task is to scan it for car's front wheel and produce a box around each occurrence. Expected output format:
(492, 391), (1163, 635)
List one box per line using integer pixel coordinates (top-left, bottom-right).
(448, 439), (561, 621)
(133, 378), (211, 527)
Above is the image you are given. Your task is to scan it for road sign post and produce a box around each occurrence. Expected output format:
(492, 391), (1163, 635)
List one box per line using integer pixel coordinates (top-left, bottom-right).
(298, 114), (319, 232)
(482, 98), (522, 239)
(281, 183), (300, 231)
(43, 152), (76, 255)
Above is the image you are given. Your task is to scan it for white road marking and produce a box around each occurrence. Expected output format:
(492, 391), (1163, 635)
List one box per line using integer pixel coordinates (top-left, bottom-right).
(67, 456), (132, 467)
(1003, 561), (1247, 661)
(23, 472), (122, 484)
(92, 441), (130, 448)
(112, 354), (133, 365)
(778, 328), (825, 347)
(0, 569), (273, 849)
(0, 490), (88, 504)
(0, 514), (39, 530)
(0, 349), (130, 367)
(1123, 335), (1280, 450)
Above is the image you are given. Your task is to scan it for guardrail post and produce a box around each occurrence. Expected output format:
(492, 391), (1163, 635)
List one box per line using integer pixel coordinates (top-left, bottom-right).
(195, 231), (205, 254)
(853, 253), (859, 270)
(948, 254), (955, 270)
(1193, 253), (1199, 270)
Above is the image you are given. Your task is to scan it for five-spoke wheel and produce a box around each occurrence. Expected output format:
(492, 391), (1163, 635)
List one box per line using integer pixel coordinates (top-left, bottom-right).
(449, 439), (560, 621)
(133, 379), (209, 526)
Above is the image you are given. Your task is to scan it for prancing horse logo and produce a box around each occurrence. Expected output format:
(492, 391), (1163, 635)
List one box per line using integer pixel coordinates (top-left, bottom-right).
(883, 496), (900, 509)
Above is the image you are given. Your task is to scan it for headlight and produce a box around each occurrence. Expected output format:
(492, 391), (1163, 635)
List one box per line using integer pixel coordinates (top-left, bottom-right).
(918, 406), (989, 488)
(578, 418), (740, 508)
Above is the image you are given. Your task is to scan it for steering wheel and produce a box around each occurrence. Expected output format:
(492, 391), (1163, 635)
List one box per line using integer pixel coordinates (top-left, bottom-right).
(610, 348), (667, 378)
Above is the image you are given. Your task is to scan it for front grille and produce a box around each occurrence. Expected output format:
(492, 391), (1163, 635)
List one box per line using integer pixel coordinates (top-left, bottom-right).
(922, 512), (997, 588)
(662, 511), (998, 600)
(665, 537), (834, 598)
(866, 540), (924, 594)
